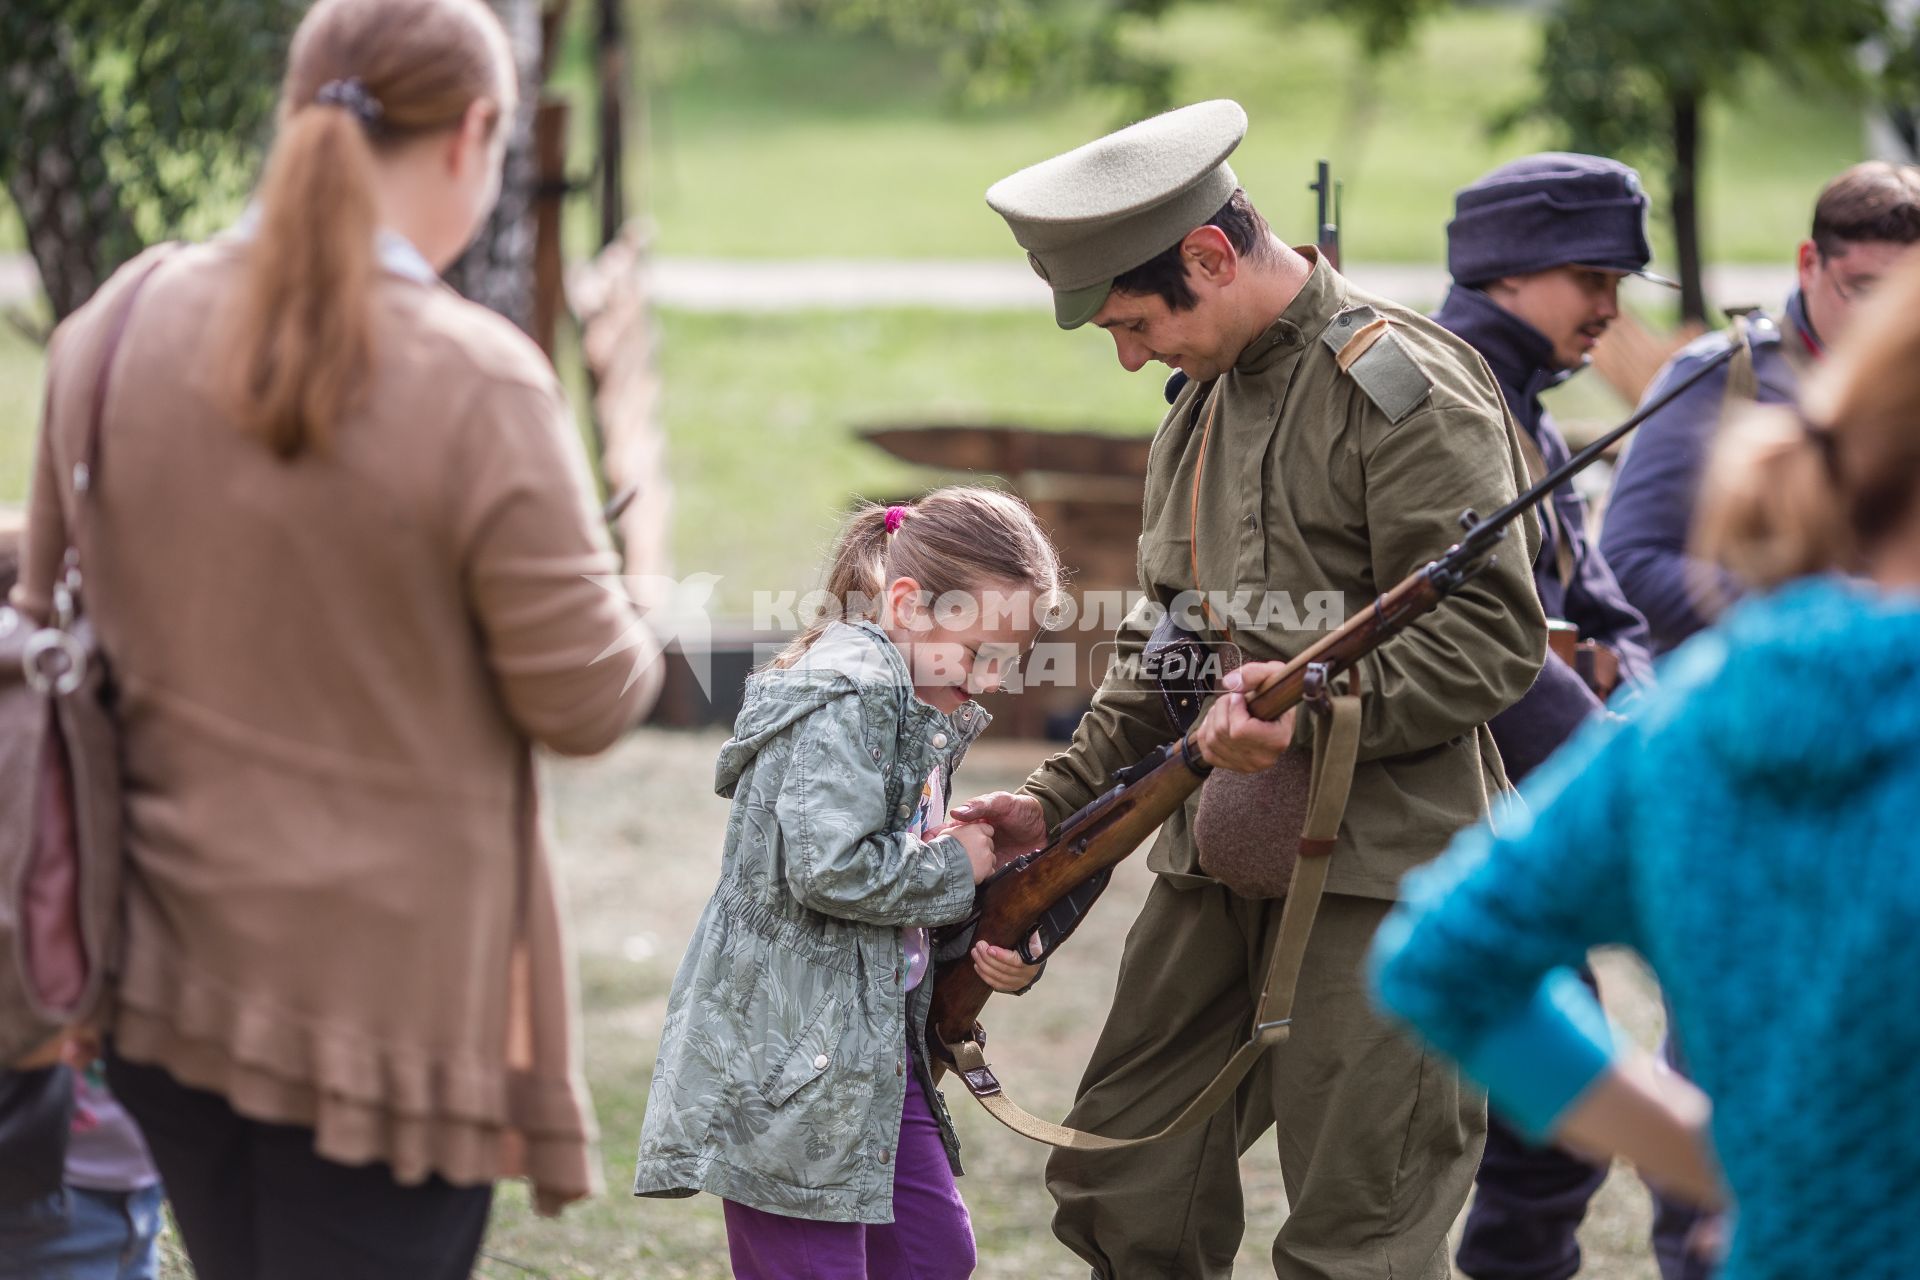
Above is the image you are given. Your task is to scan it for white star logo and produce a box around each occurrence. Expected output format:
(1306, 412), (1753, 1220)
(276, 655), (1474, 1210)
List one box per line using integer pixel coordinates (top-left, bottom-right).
(584, 572), (725, 697)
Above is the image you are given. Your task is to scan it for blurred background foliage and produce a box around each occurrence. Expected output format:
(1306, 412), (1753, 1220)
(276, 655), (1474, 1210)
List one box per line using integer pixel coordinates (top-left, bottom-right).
(3, 0), (1916, 602)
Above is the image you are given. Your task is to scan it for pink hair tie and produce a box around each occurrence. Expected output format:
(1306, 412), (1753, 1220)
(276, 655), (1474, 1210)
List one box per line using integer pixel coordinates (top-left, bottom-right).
(884, 505), (909, 534)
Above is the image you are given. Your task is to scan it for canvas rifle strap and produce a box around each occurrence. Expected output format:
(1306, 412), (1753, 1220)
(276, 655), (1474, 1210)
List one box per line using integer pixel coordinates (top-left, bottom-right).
(1513, 428), (1577, 588)
(1724, 313), (1759, 405)
(942, 681), (1362, 1150)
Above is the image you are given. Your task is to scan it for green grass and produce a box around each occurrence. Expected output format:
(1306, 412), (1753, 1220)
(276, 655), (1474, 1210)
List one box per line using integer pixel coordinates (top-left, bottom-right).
(473, 732), (1673, 1279)
(650, 306), (1168, 613)
(597, 2), (1862, 266)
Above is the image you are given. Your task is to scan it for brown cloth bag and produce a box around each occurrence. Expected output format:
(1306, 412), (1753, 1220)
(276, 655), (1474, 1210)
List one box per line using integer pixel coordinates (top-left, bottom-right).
(0, 252), (170, 1063)
(1194, 667), (1363, 898)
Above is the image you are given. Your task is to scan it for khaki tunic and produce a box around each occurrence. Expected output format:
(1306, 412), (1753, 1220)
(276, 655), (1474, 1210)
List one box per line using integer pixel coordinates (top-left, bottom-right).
(1026, 250), (1545, 1278)
(1025, 250), (1546, 896)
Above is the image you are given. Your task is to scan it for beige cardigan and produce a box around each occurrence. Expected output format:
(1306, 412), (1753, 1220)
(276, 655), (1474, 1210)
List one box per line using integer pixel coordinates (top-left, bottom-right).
(12, 242), (658, 1213)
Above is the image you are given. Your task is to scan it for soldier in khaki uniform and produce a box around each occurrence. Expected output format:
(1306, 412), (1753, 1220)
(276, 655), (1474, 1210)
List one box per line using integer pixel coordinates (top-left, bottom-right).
(953, 101), (1547, 1277)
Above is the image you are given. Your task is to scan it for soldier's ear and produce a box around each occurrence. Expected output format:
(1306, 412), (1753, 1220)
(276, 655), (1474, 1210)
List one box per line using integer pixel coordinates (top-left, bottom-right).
(1181, 225), (1238, 288)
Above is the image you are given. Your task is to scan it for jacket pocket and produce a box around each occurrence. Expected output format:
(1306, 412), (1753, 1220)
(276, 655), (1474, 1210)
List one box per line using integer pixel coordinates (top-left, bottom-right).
(759, 992), (845, 1107)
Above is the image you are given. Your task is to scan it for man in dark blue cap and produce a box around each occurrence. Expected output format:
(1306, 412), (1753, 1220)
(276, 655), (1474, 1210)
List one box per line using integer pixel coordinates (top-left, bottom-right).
(1432, 153), (1666, 1280)
(1434, 154), (1655, 778)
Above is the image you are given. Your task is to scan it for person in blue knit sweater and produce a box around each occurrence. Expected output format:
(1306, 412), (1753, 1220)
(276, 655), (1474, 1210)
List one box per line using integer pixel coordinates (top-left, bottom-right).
(1370, 246), (1920, 1278)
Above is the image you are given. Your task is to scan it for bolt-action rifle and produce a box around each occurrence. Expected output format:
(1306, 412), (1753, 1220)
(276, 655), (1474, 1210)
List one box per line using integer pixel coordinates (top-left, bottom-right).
(928, 329), (1756, 1094)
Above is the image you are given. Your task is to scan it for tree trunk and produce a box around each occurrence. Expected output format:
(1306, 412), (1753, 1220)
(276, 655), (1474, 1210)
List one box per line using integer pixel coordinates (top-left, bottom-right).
(1670, 88), (1709, 326)
(0, 10), (142, 321)
(442, 0), (541, 332)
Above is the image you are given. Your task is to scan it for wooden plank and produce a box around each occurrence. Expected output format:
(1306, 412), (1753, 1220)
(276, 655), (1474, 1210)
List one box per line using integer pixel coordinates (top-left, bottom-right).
(861, 425), (1152, 479)
(1590, 310), (1705, 406)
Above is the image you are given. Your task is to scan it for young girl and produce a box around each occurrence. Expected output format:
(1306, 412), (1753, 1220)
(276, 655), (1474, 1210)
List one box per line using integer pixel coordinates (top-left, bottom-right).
(1369, 248), (1920, 1278)
(635, 486), (1063, 1278)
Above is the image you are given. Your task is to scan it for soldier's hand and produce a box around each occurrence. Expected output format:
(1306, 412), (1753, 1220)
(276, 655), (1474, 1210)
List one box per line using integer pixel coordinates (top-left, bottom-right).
(1194, 661), (1296, 772)
(949, 791), (1047, 858)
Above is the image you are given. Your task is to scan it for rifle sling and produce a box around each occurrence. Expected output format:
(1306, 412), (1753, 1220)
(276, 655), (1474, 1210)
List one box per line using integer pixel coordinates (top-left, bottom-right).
(943, 685), (1361, 1150)
(1513, 427), (1577, 589)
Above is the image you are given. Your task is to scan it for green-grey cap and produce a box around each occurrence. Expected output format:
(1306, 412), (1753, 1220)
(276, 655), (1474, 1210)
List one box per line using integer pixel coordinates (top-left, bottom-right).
(986, 99), (1248, 329)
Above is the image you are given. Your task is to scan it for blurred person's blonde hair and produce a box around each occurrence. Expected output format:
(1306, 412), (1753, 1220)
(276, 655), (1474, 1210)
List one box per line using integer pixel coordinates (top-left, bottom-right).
(1697, 246), (1920, 588)
(223, 0), (515, 459)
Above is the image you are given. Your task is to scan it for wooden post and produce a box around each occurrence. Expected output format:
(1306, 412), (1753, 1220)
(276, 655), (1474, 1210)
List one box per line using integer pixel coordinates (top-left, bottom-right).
(531, 94), (570, 360)
(538, 0), (572, 81)
(573, 221), (671, 601)
(597, 0), (628, 249)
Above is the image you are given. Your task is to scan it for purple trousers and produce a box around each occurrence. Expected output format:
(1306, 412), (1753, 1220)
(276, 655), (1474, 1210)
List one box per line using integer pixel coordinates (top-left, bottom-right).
(723, 1052), (975, 1279)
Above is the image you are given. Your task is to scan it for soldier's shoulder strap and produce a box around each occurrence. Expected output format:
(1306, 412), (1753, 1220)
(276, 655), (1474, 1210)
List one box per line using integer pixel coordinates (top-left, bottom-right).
(1318, 304), (1433, 424)
(1719, 308), (1781, 405)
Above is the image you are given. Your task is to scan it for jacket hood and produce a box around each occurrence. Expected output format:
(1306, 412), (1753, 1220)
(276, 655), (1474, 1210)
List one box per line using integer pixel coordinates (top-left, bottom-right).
(1682, 577), (1920, 798)
(715, 621), (965, 796)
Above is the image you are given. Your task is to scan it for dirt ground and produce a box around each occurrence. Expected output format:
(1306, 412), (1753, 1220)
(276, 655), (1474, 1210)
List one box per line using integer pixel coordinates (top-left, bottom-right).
(454, 729), (1675, 1279)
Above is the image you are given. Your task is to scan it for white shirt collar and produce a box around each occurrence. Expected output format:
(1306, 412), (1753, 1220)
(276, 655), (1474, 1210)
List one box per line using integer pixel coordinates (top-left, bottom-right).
(225, 205), (438, 285)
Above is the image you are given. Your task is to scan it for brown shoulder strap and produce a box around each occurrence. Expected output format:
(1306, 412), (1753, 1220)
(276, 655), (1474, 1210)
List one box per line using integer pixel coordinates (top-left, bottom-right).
(1513, 427), (1577, 588)
(75, 248), (177, 514)
(943, 678), (1363, 1151)
(1722, 315), (1759, 407)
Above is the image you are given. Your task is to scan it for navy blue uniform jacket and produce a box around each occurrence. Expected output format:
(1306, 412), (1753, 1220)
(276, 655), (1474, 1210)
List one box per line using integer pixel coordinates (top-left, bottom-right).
(1599, 291), (1815, 656)
(1434, 285), (1653, 780)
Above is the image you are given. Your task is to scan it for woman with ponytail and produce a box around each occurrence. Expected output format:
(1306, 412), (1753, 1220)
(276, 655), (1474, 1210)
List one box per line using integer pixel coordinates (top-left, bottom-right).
(7, 1), (659, 1275)
(1368, 246), (1920, 1279)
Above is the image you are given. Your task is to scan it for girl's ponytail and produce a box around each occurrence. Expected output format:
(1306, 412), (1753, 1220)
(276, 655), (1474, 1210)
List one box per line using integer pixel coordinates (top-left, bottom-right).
(229, 101), (379, 458)
(771, 505), (894, 669)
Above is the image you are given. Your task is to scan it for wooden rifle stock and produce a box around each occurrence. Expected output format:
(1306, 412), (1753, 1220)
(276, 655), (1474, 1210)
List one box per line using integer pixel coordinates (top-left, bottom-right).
(927, 330), (1749, 1076)
(928, 569), (1447, 1069)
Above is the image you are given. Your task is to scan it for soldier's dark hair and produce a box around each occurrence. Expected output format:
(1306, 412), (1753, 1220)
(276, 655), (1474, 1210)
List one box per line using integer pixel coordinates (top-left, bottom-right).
(1811, 162), (1920, 258)
(1109, 189), (1274, 312)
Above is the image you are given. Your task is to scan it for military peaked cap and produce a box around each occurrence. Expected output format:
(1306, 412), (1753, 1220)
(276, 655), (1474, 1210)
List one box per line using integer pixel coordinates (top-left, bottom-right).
(987, 100), (1248, 328)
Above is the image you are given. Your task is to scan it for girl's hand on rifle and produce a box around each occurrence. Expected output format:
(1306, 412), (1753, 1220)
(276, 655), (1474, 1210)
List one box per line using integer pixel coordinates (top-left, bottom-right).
(1194, 663), (1297, 772)
(950, 791), (1047, 858)
(971, 937), (1044, 993)
(949, 821), (999, 883)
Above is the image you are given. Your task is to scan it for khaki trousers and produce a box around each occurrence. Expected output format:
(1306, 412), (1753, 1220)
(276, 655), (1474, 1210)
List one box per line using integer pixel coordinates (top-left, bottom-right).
(1047, 883), (1484, 1279)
